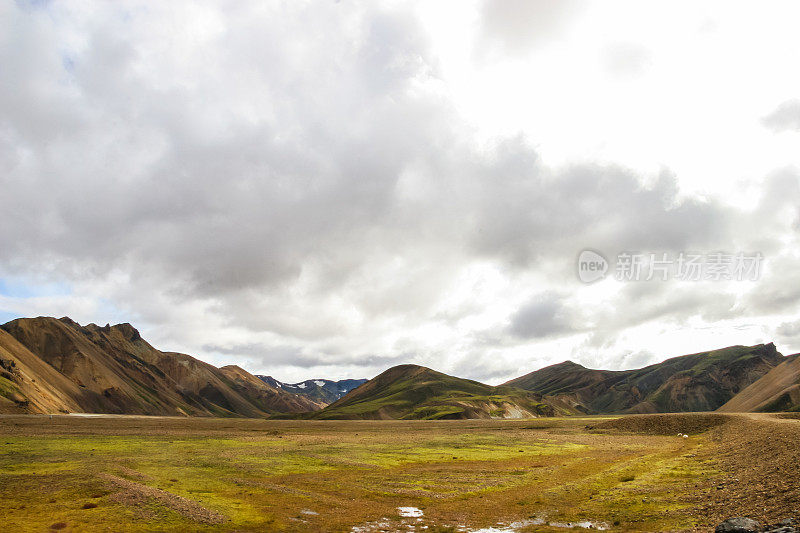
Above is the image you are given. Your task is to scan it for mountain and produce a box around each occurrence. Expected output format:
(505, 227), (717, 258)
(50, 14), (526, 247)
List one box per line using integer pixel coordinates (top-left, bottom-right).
(505, 344), (785, 414)
(257, 375), (368, 404)
(1, 316), (789, 418)
(218, 365), (329, 412)
(307, 364), (577, 420)
(718, 353), (800, 412)
(0, 317), (321, 416)
(503, 360), (625, 414)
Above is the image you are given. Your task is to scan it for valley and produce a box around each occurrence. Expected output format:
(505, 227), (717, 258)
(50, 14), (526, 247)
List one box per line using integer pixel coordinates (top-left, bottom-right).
(1, 413), (798, 532)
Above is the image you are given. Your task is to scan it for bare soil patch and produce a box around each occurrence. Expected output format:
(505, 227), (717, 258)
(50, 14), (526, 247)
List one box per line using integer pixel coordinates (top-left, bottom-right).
(695, 414), (800, 526)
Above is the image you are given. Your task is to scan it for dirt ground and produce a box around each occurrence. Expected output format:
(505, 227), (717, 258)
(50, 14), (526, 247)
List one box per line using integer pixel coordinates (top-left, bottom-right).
(0, 413), (797, 532)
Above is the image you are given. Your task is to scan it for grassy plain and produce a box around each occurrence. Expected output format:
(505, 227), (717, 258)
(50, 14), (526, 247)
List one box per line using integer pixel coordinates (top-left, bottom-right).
(0, 413), (793, 532)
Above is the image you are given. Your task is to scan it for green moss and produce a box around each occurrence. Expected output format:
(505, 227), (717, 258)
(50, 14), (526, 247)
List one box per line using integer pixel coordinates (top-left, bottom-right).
(0, 420), (720, 532)
(0, 375), (21, 398)
(308, 368), (571, 419)
(405, 405), (465, 420)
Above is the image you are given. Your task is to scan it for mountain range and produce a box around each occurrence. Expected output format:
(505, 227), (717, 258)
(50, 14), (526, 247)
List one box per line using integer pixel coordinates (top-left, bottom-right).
(0, 317), (321, 417)
(504, 343), (786, 414)
(257, 375), (367, 404)
(1, 316), (798, 418)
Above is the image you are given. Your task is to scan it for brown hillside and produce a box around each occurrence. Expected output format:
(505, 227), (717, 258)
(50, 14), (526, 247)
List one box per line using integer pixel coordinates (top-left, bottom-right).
(219, 365), (325, 412)
(505, 344), (784, 414)
(0, 328), (85, 414)
(0, 317), (317, 417)
(718, 353), (800, 412)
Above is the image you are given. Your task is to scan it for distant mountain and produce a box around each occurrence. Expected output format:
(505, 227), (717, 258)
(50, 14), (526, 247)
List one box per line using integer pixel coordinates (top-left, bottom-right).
(0, 317), (321, 416)
(258, 375), (367, 405)
(219, 365), (328, 413)
(504, 360), (623, 414)
(505, 344), (785, 414)
(719, 353), (800, 412)
(307, 364), (577, 420)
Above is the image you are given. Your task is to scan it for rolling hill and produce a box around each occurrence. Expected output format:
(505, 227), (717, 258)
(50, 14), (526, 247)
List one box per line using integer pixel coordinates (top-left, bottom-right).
(258, 375), (367, 404)
(505, 344), (785, 414)
(307, 364), (577, 420)
(0, 317), (321, 416)
(718, 353), (800, 412)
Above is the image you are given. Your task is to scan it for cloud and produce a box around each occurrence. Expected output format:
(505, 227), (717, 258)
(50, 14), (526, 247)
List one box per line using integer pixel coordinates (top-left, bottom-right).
(509, 291), (576, 339)
(775, 320), (800, 354)
(762, 100), (800, 133)
(204, 341), (411, 378)
(478, 0), (582, 55)
(602, 42), (652, 78)
(744, 257), (800, 315)
(776, 320), (800, 339)
(1, 1), (800, 383)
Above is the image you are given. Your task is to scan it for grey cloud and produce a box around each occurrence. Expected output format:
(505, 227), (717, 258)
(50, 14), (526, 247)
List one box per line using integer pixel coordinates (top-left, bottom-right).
(448, 352), (523, 384)
(776, 320), (800, 352)
(762, 100), (800, 133)
(776, 321), (800, 338)
(205, 342), (410, 370)
(463, 160), (733, 272)
(509, 291), (576, 339)
(744, 256), (800, 315)
(614, 282), (738, 325)
(479, 0), (582, 54)
(615, 350), (655, 371)
(206, 344), (313, 367)
(561, 281), (737, 353)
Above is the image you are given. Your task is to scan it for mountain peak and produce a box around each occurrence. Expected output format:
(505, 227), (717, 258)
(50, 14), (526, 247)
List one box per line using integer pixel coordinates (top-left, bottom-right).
(553, 360), (584, 368)
(219, 364), (247, 373)
(381, 363), (429, 375)
(57, 316), (79, 327)
(111, 323), (141, 342)
(310, 363), (573, 420)
(368, 364), (439, 386)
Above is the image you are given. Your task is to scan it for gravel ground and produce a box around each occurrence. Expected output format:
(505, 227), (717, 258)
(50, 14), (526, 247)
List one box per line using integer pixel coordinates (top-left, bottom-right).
(697, 413), (800, 527)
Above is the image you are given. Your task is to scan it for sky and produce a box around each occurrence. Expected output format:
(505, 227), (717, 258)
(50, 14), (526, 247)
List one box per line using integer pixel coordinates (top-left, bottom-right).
(2, 0), (800, 384)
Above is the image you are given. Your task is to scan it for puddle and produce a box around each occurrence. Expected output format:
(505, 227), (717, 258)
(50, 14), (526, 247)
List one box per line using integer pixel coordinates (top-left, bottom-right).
(463, 518), (608, 531)
(352, 518), (395, 532)
(464, 522), (535, 533)
(548, 520), (607, 529)
(352, 512), (607, 532)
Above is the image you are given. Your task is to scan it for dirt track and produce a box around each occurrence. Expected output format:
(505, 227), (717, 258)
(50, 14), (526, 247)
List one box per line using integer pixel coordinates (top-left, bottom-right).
(593, 412), (800, 528)
(698, 412), (800, 526)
